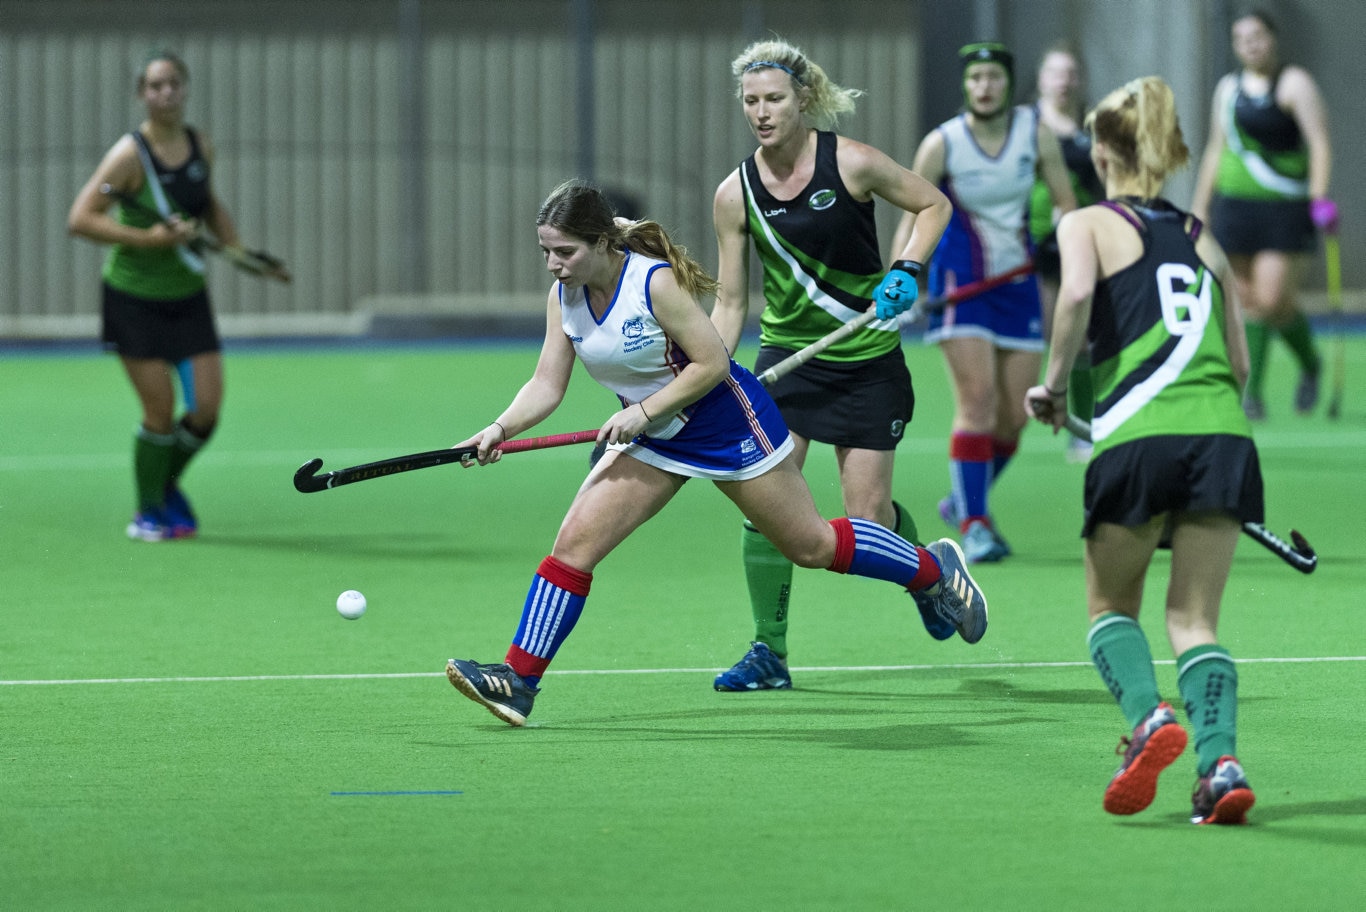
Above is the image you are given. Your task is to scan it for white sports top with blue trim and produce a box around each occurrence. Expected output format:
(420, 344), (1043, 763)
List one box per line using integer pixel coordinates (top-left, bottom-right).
(558, 249), (793, 479)
(559, 250), (688, 434)
(932, 105), (1039, 284)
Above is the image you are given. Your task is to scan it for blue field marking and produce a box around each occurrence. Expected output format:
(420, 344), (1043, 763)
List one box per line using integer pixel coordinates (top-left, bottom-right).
(330, 790), (463, 797)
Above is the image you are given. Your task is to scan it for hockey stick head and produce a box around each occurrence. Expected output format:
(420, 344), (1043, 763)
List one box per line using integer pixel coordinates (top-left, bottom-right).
(294, 458), (331, 493)
(225, 246), (292, 283)
(1288, 529), (1318, 574)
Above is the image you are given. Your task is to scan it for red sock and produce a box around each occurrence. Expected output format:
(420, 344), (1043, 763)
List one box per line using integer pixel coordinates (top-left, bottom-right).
(907, 546), (941, 591)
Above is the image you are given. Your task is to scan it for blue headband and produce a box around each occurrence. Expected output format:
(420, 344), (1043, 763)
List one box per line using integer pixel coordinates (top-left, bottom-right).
(744, 60), (803, 84)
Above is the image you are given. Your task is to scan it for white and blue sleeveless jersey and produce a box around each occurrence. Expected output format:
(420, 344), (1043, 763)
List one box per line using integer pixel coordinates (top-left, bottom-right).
(558, 250), (793, 479)
(929, 105), (1039, 292)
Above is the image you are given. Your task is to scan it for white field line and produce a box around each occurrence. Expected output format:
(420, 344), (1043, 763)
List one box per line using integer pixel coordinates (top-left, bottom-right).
(3, 429), (1366, 473)
(3, 655), (1362, 687)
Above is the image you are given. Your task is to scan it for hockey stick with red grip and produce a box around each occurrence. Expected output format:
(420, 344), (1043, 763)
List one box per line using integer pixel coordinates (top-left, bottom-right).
(293, 429), (601, 493)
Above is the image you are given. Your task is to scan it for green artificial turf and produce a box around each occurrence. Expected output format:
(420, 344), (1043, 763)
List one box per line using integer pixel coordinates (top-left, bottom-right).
(3, 337), (1364, 910)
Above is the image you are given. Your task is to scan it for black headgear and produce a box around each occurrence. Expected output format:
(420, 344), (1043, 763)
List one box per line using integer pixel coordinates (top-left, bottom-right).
(958, 42), (1014, 81)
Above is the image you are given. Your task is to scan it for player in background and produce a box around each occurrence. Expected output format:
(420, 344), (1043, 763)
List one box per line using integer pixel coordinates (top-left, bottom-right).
(68, 50), (276, 541)
(892, 42), (1076, 563)
(1029, 42), (1105, 462)
(444, 181), (985, 727)
(1191, 8), (1336, 420)
(1027, 76), (1259, 825)
(709, 38), (953, 691)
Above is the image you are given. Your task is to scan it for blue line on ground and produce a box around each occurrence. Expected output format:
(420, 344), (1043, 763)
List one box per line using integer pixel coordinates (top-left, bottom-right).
(330, 790), (463, 797)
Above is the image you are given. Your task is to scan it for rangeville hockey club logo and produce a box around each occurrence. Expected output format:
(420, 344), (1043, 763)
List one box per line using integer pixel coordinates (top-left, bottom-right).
(808, 188), (837, 210)
(621, 316), (654, 354)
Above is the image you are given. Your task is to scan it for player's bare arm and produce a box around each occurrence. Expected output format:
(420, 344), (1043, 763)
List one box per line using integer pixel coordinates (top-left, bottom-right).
(1036, 120), (1078, 216)
(889, 130), (947, 260)
(711, 169), (752, 354)
(838, 136), (951, 265)
(67, 137), (190, 249)
(1280, 66), (1332, 198)
(1191, 76), (1233, 220)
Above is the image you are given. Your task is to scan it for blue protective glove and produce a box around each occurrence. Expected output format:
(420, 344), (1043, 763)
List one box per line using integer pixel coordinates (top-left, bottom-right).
(874, 260), (922, 319)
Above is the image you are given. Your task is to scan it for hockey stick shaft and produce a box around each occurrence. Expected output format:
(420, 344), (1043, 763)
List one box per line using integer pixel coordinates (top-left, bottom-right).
(1325, 233), (1345, 419)
(1060, 415), (1317, 573)
(98, 183), (290, 280)
(294, 428), (600, 493)
(754, 261), (1035, 386)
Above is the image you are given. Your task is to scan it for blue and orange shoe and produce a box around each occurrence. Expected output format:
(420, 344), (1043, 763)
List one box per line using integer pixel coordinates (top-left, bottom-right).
(1102, 702), (1188, 815)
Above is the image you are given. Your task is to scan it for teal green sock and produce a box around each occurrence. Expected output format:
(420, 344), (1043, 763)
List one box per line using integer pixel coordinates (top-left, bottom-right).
(167, 416), (213, 486)
(1244, 321), (1270, 402)
(1277, 312), (1321, 375)
(1177, 645), (1238, 775)
(133, 426), (176, 511)
(742, 522), (793, 658)
(1087, 614), (1162, 728)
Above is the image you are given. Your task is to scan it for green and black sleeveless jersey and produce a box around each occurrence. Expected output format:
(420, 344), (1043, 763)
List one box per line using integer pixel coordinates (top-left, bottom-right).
(1214, 69), (1309, 202)
(103, 127), (212, 300)
(740, 131), (897, 361)
(1087, 198), (1251, 454)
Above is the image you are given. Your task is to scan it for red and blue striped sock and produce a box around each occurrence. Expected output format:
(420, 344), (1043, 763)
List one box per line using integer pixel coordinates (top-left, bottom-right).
(826, 517), (939, 590)
(505, 555), (591, 687)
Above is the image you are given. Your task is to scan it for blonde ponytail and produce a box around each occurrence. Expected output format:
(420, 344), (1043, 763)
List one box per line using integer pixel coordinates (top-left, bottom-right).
(1086, 76), (1189, 195)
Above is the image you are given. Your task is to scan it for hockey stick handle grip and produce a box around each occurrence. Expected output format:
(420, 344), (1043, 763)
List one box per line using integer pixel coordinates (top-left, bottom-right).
(1057, 415), (1317, 573)
(493, 428), (601, 454)
(755, 261), (1035, 386)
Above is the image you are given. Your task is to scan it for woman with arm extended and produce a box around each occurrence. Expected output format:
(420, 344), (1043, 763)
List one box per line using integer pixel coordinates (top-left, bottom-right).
(1026, 77), (1259, 825)
(1191, 9), (1335, 419)
(443, 181), (985, 727)
(708, 38), (953, 691)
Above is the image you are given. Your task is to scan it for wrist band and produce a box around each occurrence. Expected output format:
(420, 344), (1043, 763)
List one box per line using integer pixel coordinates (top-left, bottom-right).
(891, 259), (923, 276)
(1044, 386), (1068, 398)
(492, 421), (507, 439)
(638, 401), (653, 422)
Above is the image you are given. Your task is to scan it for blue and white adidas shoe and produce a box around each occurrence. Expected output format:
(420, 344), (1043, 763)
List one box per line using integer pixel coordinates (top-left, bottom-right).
(714, 642), (792, 691)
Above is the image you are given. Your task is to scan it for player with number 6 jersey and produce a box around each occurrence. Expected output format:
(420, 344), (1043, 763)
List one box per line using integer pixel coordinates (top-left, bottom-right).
(1026, 76), (1260, 826)
(1080, 200), (1251, 454)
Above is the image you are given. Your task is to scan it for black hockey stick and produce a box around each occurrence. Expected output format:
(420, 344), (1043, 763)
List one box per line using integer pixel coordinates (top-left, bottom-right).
(1059, 415), (1317, 573)
(294, 428), (600, 493)
(99, 183), (291, 281)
